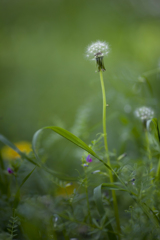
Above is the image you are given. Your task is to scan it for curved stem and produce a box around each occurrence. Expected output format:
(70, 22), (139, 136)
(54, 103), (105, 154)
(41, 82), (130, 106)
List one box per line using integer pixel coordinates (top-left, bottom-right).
(99, 70), (121, 235)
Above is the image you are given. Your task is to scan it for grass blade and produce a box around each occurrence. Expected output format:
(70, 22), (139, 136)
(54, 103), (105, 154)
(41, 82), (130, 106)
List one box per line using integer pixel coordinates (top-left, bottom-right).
(40, 126), (111, 170)
(14, 167), (36, 208)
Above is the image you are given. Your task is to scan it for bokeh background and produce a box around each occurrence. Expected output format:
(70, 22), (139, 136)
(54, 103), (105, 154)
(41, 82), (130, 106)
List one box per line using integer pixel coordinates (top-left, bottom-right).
(0, 0), (160, 174)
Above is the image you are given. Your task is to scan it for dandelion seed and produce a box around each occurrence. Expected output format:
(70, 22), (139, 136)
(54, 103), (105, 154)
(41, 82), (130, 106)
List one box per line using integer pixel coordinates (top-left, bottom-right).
(135, 106), (154, 121)
(86, 40), (109, 72)
(7, 167), (14, 174)
(86, 155), (93, 163)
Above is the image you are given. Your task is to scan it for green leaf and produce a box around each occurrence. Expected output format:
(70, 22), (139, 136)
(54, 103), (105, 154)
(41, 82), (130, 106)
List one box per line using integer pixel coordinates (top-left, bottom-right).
(0, 133), (76, 181)
(94, 183), (127, 216)
(94, 184), (105, 215)
(32, 126), (111, 170)
(32, 129), (43, 162)
(94, 184), (120, 240)
(141, 76), (153, 96)
(19, 167), (36, 188)
(147, 118), (160, 143)
(14, 167), (36, 208)
(0, 127), (111, 181)
(32, 126), (112, 181)
(0, 134), (23, 156)
(94, 183), (128, 215)
(102, 183), (128, 191)
(32, 128), (79, 181)
(44, 126), (104, 161)
(13, 234), (18, 237)
(140, 202), (160, 228)
(92, 218), (100, 228)
(7, 225), (12, 228)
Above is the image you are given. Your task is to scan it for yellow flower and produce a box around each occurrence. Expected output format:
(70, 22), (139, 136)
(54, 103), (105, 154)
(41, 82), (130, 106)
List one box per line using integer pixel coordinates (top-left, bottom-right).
(56, 183), (77, 196)
(1, 141), (32, 161)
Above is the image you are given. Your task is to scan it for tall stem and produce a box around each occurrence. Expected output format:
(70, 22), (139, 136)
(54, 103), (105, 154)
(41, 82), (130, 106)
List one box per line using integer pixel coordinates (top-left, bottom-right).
(99, 70), (121, 234)
(145, 130), (153, 180)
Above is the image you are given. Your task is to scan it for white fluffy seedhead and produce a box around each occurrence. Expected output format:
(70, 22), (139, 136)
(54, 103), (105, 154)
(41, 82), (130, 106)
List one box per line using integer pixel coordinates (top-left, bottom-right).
(86, 41), (109, 60)
(135, 106), (154, 121)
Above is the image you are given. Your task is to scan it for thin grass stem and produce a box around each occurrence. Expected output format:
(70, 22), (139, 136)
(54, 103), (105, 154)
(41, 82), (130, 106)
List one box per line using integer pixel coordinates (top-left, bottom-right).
(84, 167), (92, 224)
(145, 130), (153, 181)
(156, 157), (160, 179)
(99, 70), (121, 235)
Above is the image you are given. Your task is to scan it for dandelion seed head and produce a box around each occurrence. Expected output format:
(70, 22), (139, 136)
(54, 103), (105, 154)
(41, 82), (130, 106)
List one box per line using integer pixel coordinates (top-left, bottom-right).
(86, 40), (109, 60)
(135, 106), (154, 121)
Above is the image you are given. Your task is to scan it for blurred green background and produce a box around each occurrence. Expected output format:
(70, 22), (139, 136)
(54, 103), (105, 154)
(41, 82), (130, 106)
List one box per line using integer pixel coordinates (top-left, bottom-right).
(0, 0), (160, 172)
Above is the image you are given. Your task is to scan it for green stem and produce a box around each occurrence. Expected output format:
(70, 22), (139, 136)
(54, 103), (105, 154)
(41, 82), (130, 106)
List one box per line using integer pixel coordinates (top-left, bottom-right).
(145, 130), (153, 180)
(99, 70), (121, 235)
(142, 67), (160, 78)
(52, 231), (57, 240)
(156, 157), (160, 179)
(63, 229), (69, 240)
(84, 167), (92, 224)
(58, 213), (120, 235)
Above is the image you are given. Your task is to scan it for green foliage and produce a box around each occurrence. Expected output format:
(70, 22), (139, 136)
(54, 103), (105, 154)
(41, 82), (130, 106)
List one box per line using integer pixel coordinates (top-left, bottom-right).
(1, 112), (160, 239)
(1, 2), (160, 238)
(7, 209), (19, 239)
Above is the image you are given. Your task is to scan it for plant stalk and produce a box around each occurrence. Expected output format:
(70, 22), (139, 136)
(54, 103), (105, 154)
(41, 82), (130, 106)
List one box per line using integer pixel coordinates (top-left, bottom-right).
(156, 157), (160, 179)
(99, 70), (121, 235)
(84, 167), (92, 224)
(145, 130), (153, 180)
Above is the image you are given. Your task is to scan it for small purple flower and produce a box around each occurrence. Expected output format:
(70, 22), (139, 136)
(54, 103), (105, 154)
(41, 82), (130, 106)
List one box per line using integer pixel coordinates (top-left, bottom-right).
(86, 155), (93, 163)
(7, 168), (14, 174)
